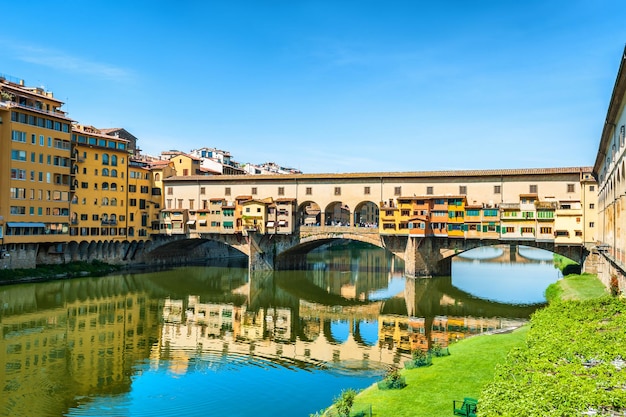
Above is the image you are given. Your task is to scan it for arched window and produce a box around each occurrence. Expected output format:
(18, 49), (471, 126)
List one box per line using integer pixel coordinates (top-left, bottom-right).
(102, 182), (109, 190)
(102, 197), (109, 206)
(111, 169), (118, 177)
(110, 214), (117, 223)
(128, 227), (135, 237)
(110, 183), (117, 191)
(102, 168), (109, 176)
(155, 173), (161, 181)
(102, 213), (108, 222)
(111, 198), (117, 206)
(111, 155), (118, 166)
(102, 153), (109, 165)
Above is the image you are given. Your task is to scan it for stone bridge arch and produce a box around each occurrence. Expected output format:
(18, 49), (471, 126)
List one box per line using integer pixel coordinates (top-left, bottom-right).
(353, 200), (379, 228)
(143, 235), (251, 265)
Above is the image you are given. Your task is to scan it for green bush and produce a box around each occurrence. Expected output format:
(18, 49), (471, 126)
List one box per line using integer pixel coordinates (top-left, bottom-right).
(377, 368), (406, 390)
(334, 388), (357, 417)
(430, 343), (450, 357)
(480, 297), (626, 416)
(404, 349), (432, 369)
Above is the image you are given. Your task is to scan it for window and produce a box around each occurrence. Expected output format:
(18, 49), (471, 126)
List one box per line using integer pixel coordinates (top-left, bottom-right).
(567, 184), (575, 193)
(225, 187), (231, 196)
(11, 130), (26, 142)
(540, 227), (552, 234)
(589, 185), (595, 191)
(364, 186), (370, 195)
(111, 155), (117, 166)
(529, 184), (537, 194)
(306, 187), (312, 195)
(394, 186), (401, 196)
(11, 169), (26, 180)
(426, 186), (433, 195)
(278, 187), (285, 196)
(334, 187), (341, 196)
(10, 187), (26, 199)
(11, 150), (27, 161)
(167, 187), (173, 195)
(459, 186), (467, 195)
(589, 203), (595, 209)
(589, 222), (595, 228)
(129, 199), (137, 207)
(189, 199), (194, 210)
(200, 187), (206, 195)
(251, 187), (257, 195)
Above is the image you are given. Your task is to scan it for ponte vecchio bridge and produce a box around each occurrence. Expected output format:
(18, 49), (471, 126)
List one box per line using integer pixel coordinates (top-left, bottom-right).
(149, 166), (597, 276)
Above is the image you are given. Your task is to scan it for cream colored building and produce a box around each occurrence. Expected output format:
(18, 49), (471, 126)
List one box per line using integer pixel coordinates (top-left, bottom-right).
(161, 168), (596, 245)
(593, 47), (626, 292)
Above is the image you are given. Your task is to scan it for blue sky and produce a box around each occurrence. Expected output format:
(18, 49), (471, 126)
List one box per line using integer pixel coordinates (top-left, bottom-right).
(3, 1), (626, 173)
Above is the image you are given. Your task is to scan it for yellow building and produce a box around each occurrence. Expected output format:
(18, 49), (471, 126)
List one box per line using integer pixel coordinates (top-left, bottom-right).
(70, 125), (130, 241)
(241, 199), (271, 234)
(0, 75), (73, 267)
(446, 197), (466, 238)
(127, 161), (159, 238)
(161, 151), (202, 176)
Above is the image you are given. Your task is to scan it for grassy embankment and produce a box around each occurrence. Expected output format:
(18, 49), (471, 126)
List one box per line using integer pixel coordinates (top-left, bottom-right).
(0, 260), (122, 284)
(332, 264), (609, 416)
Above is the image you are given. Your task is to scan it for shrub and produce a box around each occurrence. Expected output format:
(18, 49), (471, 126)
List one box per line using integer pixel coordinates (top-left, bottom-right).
(377, 368), (406, 390)
(430, 343), (450, 357)
(334, 388), (357, 417)
(405, 349), (432, 369)
(479, 297), (626, 416)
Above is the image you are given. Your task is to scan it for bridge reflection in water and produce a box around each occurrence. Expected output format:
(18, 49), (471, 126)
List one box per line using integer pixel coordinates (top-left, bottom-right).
(0, 244), (553, 417)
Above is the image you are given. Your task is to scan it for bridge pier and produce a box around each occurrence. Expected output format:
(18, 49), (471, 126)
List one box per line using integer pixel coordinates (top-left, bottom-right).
(383, 236), (452, 278)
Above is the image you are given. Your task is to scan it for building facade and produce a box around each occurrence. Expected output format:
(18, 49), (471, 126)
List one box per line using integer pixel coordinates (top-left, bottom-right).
(161, 167), (596, 246)
(0, 75), (73, 267)
(593, 47), (626, 292)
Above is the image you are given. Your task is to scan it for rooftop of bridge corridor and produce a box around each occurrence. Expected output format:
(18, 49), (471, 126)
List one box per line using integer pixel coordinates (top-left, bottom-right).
(162, 166), (594, 181)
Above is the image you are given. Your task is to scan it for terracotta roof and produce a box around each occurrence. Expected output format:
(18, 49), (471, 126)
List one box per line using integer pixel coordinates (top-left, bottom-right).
(162, 166), (592, 183)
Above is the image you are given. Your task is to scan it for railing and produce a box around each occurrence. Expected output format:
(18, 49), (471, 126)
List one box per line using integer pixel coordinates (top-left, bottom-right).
(1, 100), (69, 118)
(299, 225), (379, 235)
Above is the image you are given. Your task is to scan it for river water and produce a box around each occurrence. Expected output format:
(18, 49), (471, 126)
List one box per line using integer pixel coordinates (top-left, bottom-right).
(0, 244), (560, 417)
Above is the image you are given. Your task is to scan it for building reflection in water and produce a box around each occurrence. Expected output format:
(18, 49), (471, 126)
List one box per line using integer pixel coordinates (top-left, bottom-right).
(1, 244), (544, 416)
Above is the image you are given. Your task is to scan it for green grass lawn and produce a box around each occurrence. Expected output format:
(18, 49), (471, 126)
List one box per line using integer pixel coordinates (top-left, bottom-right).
(545, 273), (608, 302)
(350, 326), (529, 417)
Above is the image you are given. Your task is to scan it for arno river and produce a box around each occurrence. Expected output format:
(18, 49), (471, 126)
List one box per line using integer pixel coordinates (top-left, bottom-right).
(0, 243), (559, 417)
